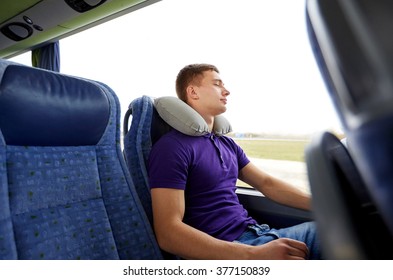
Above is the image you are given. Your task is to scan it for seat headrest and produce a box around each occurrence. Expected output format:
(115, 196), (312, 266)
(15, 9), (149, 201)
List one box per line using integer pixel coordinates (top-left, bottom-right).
(153, 96), (232, 136)
(0, 61), (110, 146)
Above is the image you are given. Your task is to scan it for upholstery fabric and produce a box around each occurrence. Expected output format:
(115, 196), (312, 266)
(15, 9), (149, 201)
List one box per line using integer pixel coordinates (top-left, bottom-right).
(0, 60), (162, 259)
(123, 96), (155, 224)
(0, 130), (17, 259)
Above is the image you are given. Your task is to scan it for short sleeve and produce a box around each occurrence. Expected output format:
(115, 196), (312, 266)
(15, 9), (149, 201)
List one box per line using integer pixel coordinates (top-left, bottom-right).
(148, 133), (189, 190)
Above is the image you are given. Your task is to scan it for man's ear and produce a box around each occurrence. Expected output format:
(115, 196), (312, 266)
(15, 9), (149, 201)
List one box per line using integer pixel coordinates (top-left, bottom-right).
(186, 85), (199, 100)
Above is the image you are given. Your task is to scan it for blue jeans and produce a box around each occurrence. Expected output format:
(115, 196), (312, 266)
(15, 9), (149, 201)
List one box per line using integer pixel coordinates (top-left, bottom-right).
(234, 222), (322, 259)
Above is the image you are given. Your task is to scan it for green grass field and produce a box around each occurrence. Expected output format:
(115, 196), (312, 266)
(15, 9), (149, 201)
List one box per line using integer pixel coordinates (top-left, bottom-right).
(233, 138), (310, 162)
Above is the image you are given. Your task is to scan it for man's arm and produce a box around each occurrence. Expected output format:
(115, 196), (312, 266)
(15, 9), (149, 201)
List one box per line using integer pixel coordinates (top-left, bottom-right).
(151, 187), (309, 259)
(238, 162), (311, 211)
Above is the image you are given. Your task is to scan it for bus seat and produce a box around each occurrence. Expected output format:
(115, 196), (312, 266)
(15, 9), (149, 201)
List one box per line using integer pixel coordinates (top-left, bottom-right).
(306, 0), (393, 257)
(306, 132), (393, 259)
(0, 59), (162, 259)
(122, 95), (170, 226)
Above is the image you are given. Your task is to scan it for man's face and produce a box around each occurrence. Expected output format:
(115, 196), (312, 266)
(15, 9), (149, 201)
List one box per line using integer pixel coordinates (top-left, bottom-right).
(192, 70), (230, 116)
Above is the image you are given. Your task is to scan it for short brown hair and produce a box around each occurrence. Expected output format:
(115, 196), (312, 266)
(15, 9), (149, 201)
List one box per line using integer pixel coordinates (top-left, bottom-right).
(175, 63), (219, 102)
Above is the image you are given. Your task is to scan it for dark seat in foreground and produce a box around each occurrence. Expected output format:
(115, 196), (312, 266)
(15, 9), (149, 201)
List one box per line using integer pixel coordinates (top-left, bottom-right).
(306, 132), (393, 259)
(0, 59), (162, 259)
(306, 0), (393, 259)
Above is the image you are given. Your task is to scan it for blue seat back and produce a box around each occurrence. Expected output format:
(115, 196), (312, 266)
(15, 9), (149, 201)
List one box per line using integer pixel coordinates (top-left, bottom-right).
(123, 96), (171, 225)
(0, 60), (162, 259)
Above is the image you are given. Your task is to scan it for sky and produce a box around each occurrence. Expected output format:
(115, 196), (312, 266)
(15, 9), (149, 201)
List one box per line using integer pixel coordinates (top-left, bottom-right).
(11, 0), (343, 135)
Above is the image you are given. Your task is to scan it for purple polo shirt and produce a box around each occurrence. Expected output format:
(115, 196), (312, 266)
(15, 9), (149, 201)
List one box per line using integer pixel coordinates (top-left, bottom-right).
(148, 129), (257, 241)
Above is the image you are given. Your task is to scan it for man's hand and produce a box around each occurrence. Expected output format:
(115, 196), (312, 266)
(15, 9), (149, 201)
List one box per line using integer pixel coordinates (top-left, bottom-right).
(249, 238), (309, 260)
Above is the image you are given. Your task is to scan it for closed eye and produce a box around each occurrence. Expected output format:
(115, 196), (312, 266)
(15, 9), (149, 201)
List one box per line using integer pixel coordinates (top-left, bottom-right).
(213, 79), (224, 87)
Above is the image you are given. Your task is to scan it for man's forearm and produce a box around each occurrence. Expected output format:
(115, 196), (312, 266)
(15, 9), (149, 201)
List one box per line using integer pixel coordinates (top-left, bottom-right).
(155, 219), (252, 260)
